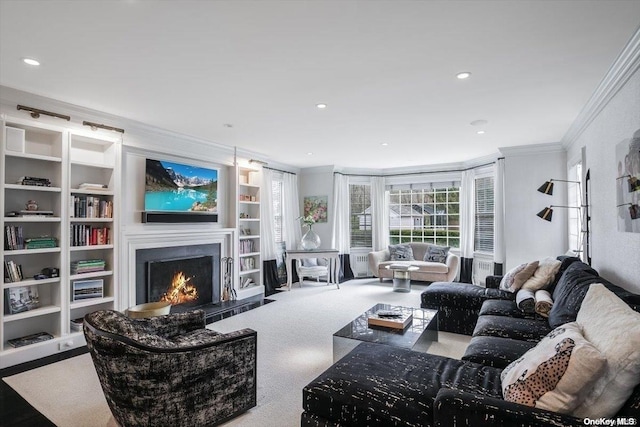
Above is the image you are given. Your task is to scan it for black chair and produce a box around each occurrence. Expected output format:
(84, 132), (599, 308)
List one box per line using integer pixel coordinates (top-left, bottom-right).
(84, 309), (257, 427)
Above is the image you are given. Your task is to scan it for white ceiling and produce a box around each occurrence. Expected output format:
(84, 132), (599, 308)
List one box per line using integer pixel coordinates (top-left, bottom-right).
(1, 1), (639, 170)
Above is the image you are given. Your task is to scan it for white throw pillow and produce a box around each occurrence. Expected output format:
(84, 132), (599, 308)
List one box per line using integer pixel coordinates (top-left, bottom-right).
(573, 283), (640, 418)
(499, 261), (539, 292)
(501, 322), (606, 414)
(521, 257), (562, 291)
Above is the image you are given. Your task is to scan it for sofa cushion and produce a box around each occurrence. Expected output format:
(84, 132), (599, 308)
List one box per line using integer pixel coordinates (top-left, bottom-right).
(422, 282), (514, 311)
(473, 315), (551, 342)
(302, 342), (503, 427)
(389, 244), (414, 261)
(500, 322), (606, 414)
(573, 283), (640, 419)
(423, 244), (450, 263)
(463, 335), (536, 369)
(521, 257), (562, 291)
(500, 261), (539, 292)
(479, 300), (531, 318)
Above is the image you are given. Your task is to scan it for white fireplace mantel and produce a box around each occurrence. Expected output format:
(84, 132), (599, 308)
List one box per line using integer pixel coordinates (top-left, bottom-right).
(120, 226), (237, 311)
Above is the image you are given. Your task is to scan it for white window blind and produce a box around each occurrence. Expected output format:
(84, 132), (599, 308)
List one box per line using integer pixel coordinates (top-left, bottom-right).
(474, 176), (494, 253)
(349, 184), (372, 248)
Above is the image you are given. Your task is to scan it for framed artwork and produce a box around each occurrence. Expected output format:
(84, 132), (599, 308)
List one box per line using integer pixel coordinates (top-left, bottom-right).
(615, 128), (640, 233)
(5, 285), (40, 314)
(303, 196), (328, 223)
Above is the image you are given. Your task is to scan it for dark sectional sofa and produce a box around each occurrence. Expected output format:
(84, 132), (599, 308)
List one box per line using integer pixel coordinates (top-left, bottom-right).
(301, 258), (640, 426)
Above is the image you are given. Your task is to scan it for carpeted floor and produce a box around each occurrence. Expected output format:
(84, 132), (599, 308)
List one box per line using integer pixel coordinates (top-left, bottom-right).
(3, 278), (470, 427)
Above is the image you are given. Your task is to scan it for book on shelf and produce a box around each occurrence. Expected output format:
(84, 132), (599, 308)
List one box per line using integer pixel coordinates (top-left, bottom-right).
(71, 196), (113, 218)
(70, 224), (111, 246)
(4, 260), (23, 282)
(79, 183), (109, 190)
(71, 259), (106, 274)
(24, 236), (57, 249)
(367, 309), (413, 330)
(70, 317), (84, 332)
(8, 332), (53, 348)
(17, 176), (51, 187)
(241, 277), (254, 288)
(4, 225), (24, 250)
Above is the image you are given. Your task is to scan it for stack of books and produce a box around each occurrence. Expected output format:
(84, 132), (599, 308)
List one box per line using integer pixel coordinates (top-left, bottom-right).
(367, 309), (413, 330)
(79, 183), (108, 190)
(4, 260), (23, 282)
(71, 196), (113, 218)
(8, 332), (53, 348)
(24, 236), (57, 249)
(8, 209), (55, 217)
(18, 176), (51, 187)
(70, 259), (106, 275)
(4, 225), (24, 250)
(70, 225), (110, 246)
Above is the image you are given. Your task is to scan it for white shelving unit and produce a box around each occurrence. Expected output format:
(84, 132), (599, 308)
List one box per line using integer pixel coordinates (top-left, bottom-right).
(0, 116), (120, 368)
(235, 165), (263, 299)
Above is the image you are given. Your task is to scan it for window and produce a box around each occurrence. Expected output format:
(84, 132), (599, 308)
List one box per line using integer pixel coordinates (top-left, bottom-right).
(349, 184), (372, 248)
(568, 162), (583, 254)
(474, 176), (494, 253)
(388, 187), (460, 247)
(272, 179), (283, 243)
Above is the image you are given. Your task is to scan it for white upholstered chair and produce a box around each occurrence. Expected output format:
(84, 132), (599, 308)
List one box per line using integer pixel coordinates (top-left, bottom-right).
(295, 258), (329, 286)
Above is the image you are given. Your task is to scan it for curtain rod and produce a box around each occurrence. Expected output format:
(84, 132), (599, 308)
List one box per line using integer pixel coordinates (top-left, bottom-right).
(333, 160), (496, 177)
(264, 166), (296, 175)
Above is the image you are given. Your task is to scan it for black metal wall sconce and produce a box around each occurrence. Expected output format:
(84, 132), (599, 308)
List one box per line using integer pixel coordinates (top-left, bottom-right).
(536, 170), (591, 265)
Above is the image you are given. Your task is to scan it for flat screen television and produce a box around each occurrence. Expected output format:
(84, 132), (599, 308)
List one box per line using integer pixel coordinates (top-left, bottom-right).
(143, 158), (219, 223)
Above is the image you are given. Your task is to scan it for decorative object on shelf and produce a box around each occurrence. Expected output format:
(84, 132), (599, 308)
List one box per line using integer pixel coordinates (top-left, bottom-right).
(5, 286), (40, 314)
(299, 215), (321, 250)
(25, 200), (38, 211)
(221, 257), (236, 301)
(615, 128), (640, 233)
(303, 195), (328, 223)
(72, 279), (104, 301)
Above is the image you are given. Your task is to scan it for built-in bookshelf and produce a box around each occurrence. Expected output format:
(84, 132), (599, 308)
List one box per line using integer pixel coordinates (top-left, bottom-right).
(235, 165), (263, 299)
(0, 116), (120, 368)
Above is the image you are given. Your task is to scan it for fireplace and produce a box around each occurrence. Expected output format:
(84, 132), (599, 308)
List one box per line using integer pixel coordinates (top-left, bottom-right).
(147, 256), (214, 309)
(135, 244), (221, 310)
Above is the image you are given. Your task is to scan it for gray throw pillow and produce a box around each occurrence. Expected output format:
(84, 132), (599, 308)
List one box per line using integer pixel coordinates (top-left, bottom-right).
(423, 245), (450, 263)
(388, 244), (414, 261)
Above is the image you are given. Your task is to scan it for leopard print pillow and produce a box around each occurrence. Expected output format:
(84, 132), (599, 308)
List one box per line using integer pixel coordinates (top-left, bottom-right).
(501, 322), (606, 414)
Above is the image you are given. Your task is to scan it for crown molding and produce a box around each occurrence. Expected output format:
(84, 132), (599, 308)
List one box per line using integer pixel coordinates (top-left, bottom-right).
(499, 142), (565, 157)
(562, 25), (640, 148)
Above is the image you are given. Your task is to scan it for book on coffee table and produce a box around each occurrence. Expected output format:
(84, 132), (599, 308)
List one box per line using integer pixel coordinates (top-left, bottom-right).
(367, 310), (413, 329)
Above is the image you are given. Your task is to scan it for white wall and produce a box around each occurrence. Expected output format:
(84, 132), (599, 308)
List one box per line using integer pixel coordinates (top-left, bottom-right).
(566, 67), (640, 293)
(501, 144), (568, 270)
(298, 166), (335, 248)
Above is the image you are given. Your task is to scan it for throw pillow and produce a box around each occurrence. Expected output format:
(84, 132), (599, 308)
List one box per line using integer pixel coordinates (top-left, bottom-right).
(573, 283), (640, 418)
(499, 261), (539, 292)
(501, 322), (606, 414)
(388, 244), (414, 261)
(301, 258), (318, 267)
(423, 245), (450, 263)
(521, 257), (562, 291)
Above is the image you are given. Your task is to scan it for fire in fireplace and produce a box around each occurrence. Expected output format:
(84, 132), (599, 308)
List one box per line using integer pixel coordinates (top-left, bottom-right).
(147, 255), (214, 309)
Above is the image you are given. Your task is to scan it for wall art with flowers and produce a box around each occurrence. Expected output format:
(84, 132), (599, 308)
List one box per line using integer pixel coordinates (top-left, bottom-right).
(303, 195), (328, 223)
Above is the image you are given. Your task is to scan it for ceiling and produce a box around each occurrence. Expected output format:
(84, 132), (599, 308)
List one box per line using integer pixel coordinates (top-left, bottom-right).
(1, 1), (639, 170)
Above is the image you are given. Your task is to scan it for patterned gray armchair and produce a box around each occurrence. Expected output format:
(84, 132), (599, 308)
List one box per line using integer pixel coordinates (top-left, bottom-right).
(84, 309), (257, 427)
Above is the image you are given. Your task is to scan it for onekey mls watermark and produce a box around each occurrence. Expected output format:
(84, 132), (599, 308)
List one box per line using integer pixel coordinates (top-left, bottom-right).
(583, 418), (637, 426)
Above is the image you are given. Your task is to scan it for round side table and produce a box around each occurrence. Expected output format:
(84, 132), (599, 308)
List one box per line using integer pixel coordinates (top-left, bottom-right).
(385, 264), (419, 292)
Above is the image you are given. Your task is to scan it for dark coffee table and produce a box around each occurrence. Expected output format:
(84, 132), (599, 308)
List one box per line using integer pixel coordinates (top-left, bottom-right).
(332, 303), (438, 362)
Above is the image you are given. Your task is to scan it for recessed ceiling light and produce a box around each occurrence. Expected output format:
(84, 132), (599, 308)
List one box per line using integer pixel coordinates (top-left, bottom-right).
(307, 152), (313, 155)
(470, 119), (488, 127)
(456, 72), (471, 79)
(316, 103), (327, 109)
(477, 130), (486, 135)
(23, 58), (40, 66)
(381, 142), (389, 146)
(223, 123), (233, 128)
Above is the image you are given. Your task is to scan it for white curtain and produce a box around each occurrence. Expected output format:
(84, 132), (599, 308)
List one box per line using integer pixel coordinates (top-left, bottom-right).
(260, 168), (277, 260)
(370, 176), (388, 251)
(459, 169), (476, 283)
(331, 173), (350, 253)
(493, 158), (506, 275)
(282, 172), (301, 250)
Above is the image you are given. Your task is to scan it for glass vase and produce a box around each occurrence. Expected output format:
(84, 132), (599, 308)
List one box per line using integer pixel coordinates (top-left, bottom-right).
(300, 226), (321, 250)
